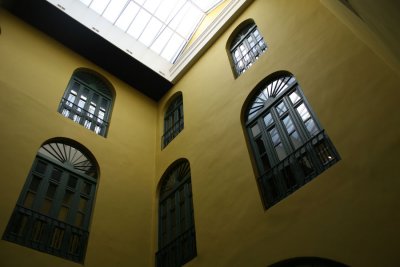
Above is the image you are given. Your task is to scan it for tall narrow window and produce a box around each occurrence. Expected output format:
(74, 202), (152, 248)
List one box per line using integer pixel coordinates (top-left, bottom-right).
(244, 71), (340, 208)
(162, 93), (184, 148)
(58, 69), (114, 137)
(3, 139), (99, 263)
(228, 19), (267, 77)
(156, 159), (196, 267)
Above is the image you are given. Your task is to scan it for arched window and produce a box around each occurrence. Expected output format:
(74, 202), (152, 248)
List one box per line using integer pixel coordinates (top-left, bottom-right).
(58, 69), (114, 137)
(228, 19), (267, 77)
(156, 159), (196, 267)
(2, 139), (99, 263)
(244, 71), (340, 208)
(162, 93), (184, 148)
(268, 257), (349, 267)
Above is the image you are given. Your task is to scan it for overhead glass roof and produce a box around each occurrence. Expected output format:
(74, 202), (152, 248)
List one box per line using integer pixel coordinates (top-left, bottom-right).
(79, 0), (223, 63)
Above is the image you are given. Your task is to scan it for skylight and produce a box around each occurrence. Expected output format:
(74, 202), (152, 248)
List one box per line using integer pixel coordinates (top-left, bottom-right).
(80, 0), (223, 63)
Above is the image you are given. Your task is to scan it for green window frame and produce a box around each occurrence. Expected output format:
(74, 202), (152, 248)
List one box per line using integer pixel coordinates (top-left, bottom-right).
(156, 159), (196, 267)
(2, 139), (99, 263)
(245, 72), (340, 208)
(162, 94), (184, 149)
(229, 20), (267, 77)
(59, 69), (113, 137)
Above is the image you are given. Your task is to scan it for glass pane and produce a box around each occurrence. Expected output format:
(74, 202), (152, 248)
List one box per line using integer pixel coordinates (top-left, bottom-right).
(289, 90), (301, 104)
(12, 214), (28, 236)
(68, 176), (78, 189)
(269, 128), (280, 146)
(282, 116), (295, 134)
(305, 119), (319, 135)
(276, 101), (287, 116)
(263, 113), (273, 127)
(41, 199), (52, 214)
(58, 206), (69, 221)
(103, 0), (127, 23)
(82, 182), (91, 195)
(69, 234), (81, 255)
(29, 176), (41, 192)
(31, 220), (45, 242)
(35, 161), (47, 174)
(63, 190), (74, 205)
(255, 137), (266, 154)
(290, 131), (302, 149)
(127, 9), (152, 39)
(261, 154), (271, 172)
(298, 155), (314, 176)
(50, 169), (62, 182)
(275, 143), (287, 161)
(46, 183), (57, 199)
(75, 213), (84, 227)
(251, 124), (260, 136)
(115, 1), (140, 32)
(297, 103), (311, 121)
(23, 192), (35, 208)
(79, 197), (88, 212)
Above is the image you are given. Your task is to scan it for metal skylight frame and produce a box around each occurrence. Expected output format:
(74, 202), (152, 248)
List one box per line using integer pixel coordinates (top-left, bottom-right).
(80, 0), (223, 63)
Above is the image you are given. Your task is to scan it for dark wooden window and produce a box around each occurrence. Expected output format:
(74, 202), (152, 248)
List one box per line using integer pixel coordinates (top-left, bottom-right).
(162, 94), (184, 148)
(245, 73), (340, 208)
(229, 21), (267, 77)
(59, 69), (113, 137)
(156, 160), (196, 267)
(2, 140), (98, 263)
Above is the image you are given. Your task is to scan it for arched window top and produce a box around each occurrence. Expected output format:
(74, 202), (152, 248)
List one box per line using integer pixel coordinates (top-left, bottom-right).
(246, 72), (296, 121)
(227, 19), (267, 77)
(165, 92), (183, 114)
(229, 19), (256, 50)
(159, 159), (190, 199)
(73, 69), (114, 98)
(38, 139), (99, 178)
(268, 257), (349, 267)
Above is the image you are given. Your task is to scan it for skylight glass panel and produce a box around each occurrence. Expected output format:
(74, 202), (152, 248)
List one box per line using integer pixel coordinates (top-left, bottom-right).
(192, 0), (223, 12)
(115, 1), (140, 31)
(138, 17), (163, 47)
(79, 0), (225, 63)
(143, 0), (162, 13)
(127, 9), (151, 39)
(90, 0), (110, 15)
(161, 33), (185, 62)
(103, 0), (127, 23)
(175, 4), (204, 39)
(155, 0), (185, 23)
(150, 27), (173, 54)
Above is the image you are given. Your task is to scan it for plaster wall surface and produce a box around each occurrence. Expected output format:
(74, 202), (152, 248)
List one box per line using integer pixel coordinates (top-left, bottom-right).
(0, 9), (157, 267)
(155, 0), (400, 266)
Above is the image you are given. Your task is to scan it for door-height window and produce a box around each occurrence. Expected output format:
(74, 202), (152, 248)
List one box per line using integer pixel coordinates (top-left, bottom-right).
(3, 139), (99, 263)
(228, 19), (267, 77)
(59, 69), (114, 137)
(156, 159), (196, 267)
(162, 93), (184, 149)
(244, 72), (340, 208)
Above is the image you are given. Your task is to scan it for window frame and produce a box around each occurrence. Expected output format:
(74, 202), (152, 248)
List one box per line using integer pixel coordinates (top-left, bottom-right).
(228, 20), (267, 77)
(156, 160), (196, 267)
(162, 94), (184, 149)
(2, 140), (99, 263)
(58, 69), (114, 137)
(244, 73), (340, 209)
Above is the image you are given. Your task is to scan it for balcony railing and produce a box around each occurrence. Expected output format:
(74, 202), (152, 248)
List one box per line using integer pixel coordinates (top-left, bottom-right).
(257, 130), (340, 208)
(60, 98), (109, 136)
(156, 226), (196, 267)
(3, 205), (88, 263)
(162, 119), (184, 149)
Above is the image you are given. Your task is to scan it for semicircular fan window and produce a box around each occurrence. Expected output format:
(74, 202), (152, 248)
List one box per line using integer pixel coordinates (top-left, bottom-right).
(160, 160), (190, 199)
(247, 75), (296, 121)
(38, 142), (97, 177)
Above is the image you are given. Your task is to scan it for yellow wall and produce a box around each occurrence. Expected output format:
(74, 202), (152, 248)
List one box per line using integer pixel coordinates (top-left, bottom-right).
(156, 0), (400, 266)
(1, 0), (400, 266)
(0, 9), (157, 267)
